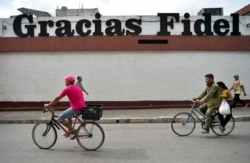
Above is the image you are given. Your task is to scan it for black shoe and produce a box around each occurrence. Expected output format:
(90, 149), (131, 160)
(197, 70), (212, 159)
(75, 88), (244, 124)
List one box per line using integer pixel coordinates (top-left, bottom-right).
(201, 129), (209, 134)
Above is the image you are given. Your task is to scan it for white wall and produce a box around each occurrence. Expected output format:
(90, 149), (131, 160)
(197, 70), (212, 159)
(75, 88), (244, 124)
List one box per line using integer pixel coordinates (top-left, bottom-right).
(0, 51), (249, 101)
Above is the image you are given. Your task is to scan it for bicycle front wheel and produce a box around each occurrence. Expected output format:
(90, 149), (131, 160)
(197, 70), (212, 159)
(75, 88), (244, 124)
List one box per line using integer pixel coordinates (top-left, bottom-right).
(171, 112), (196, 136)
(211, 115), (235, 136)
(76, 121), (105, 151)
(32, 122), (57, 149)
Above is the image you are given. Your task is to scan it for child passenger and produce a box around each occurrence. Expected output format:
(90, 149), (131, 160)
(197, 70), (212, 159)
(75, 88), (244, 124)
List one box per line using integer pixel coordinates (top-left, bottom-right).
(76, 76), (89, 95)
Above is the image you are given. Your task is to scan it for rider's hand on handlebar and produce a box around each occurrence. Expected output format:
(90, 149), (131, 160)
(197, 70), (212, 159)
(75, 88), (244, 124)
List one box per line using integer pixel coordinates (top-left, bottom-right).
(192, 98), (199, 101)
(44, 103), (50, 108)
(192, 98), (204, 105)
(198, 100), (204, 105)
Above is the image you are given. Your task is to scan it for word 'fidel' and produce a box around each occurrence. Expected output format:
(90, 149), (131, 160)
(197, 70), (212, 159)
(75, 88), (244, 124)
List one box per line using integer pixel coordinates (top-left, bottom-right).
(13, 13), (241, 37)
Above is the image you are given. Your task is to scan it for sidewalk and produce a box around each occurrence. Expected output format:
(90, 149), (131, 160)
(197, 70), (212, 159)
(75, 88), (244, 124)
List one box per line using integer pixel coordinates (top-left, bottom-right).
(0, 108), (250, 124)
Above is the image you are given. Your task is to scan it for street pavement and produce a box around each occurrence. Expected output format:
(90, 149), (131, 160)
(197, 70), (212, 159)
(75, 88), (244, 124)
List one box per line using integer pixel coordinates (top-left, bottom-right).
(1, 123), (250, 163)
(0, 107), (250, 124)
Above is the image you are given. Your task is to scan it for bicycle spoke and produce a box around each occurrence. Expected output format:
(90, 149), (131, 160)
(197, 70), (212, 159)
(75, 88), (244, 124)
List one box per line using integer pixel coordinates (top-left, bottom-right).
(171, 112), (196, 136)
(32, 122), (57, 149)
(211, 115), (235, 136)
(76, 122), (105, 151)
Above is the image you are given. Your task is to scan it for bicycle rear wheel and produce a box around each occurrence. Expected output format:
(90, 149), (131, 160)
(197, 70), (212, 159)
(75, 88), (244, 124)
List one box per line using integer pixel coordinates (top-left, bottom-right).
(32, 122), (57, 149)
(76, 121), (105, 151)
(171, 112), (196, 136)
(211, 115), (235, 136)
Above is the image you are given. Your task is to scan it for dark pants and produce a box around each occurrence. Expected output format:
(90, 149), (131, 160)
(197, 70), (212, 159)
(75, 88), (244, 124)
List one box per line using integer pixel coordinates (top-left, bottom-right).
(219, 101), (234, 127)
(219, 113), (232, 127)
(232, 94), (246, 108)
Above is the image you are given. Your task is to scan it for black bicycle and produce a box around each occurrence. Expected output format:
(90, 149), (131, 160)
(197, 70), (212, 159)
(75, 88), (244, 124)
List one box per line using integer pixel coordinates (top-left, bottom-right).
(171, 100), (235, 136)
(32, 105), (105, 150)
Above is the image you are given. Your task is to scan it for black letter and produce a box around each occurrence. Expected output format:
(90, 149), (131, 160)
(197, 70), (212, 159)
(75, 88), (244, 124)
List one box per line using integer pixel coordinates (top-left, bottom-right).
(55, 20), (74, 37)
(76, 19), (91, 36)
(182, 13), (192, 35)
(105, 19), (125, 36)
(126, 19), (142, 35)
(157, 13), (179, 35)
(93, 13), (103, 36)
(230, 14), (241, 35)
(38, 21), (54, 37)
(213, 19), (229, 36)
(13, 14), (36, 37)
(194, 13), (213, 36)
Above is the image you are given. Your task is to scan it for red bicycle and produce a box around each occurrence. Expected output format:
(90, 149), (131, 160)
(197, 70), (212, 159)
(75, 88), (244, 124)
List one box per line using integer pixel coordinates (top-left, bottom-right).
(32, 106), (105, 151)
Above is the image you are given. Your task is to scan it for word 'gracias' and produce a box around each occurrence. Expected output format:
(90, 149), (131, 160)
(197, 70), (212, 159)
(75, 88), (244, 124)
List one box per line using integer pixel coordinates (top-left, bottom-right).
(13, 13), (241, 37)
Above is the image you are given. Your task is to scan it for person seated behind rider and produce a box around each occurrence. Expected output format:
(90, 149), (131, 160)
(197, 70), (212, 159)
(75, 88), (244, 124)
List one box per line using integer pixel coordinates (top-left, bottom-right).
(44, 75), (85, 139)
(193, 74), (222, 134)
(217, 81), (234, 133)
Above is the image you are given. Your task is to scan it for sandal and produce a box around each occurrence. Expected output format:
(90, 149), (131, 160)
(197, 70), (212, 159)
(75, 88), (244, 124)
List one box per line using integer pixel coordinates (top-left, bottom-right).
(67, 131), (76, 140)
(219, 126), (225, 133)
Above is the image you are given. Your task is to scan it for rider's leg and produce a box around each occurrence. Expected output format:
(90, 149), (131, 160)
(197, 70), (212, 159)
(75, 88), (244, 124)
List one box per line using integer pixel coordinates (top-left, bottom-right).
(58, 108), (79, 132)
(221, 102), (233, 127)
(222, 108), (232, 127)
(199, 104), (208, 115)
(218, 113), (225, 127)
(204, 107), (217, 131)
(60, 119), (74, 132)
(67, 118), (75, 132)
(199, 104), (209, 133)
(223, 114), (232, 127)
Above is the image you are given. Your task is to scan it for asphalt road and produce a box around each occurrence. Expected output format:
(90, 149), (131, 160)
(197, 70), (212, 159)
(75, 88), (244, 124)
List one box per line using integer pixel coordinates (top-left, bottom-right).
(1, 123), (250, 163)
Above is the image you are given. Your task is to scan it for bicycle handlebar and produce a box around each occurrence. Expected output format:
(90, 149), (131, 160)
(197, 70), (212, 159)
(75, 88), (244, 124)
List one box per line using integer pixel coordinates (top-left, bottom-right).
(191, 100), (200, 103)
(43, 108), (55, 113)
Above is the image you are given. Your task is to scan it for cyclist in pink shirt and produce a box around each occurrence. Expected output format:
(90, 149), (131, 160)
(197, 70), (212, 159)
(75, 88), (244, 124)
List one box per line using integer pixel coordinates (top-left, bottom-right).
(44, 75), (85, 139)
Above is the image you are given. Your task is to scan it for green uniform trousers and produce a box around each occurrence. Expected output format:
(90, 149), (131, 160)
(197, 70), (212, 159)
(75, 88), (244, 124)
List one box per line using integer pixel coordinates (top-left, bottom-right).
(199, 104), (218, 130)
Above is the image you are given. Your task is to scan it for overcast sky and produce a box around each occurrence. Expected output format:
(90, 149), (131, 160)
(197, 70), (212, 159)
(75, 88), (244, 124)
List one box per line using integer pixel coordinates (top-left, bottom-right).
(0, 0), (249, 18)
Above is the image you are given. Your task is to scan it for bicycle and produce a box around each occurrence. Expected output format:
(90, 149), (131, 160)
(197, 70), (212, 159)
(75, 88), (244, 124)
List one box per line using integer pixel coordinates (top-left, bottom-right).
(32, 105), (105, 151)
(171, 100), (235, 136)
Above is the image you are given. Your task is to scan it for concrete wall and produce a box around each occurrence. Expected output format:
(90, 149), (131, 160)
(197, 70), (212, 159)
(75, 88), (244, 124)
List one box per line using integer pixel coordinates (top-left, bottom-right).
(0, 14), (249, 105)
(0, 51), (249, 102)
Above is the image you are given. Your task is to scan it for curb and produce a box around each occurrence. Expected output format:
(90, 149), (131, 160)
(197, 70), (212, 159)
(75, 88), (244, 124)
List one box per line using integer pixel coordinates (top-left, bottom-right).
(1, 116), (250, 124)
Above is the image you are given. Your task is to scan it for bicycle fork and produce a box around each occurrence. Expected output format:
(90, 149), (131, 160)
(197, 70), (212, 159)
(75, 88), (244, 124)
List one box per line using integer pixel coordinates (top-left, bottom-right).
(42, 120), (59, 137)
(43, 123), (52, 137)
(183, 113), (192, 126)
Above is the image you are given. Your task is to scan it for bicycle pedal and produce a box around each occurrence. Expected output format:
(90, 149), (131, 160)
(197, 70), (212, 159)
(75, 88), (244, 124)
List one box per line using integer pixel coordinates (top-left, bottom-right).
(67, 134), (76, 140)
(62, 133), (70, 138)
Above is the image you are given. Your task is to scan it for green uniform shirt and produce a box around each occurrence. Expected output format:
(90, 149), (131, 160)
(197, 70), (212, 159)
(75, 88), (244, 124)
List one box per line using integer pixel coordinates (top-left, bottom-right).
(198, 83), (222, 109)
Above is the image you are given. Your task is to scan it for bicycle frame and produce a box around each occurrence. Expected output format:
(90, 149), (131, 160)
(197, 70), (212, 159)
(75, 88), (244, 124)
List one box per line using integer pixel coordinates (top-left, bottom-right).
(33, 108), (105, 150)
(171, 101), (235, 136)
(43, 108), (88, 137)
(188, 102), (221, 124)
(189, 106), (206, 123)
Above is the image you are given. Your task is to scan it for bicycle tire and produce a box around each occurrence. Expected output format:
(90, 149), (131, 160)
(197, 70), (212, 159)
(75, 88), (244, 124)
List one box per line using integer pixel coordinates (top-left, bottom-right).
(76, 121), (105, 151)
(32, 122), (57, 149)
(211, 115), (235, 136)
(171, 112), (196, 136)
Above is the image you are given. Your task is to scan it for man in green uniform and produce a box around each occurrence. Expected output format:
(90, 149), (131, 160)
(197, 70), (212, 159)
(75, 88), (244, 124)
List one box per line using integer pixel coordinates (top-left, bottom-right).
(193, 74), (222, 134)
